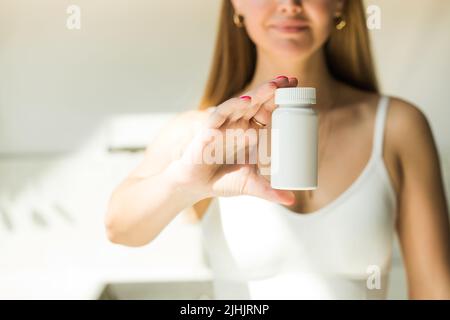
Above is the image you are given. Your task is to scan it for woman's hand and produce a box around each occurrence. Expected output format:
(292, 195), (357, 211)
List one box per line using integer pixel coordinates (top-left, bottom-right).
(168, 76), (298, 205)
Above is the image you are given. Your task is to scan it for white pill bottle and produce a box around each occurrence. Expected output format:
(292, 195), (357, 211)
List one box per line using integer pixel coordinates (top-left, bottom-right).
(270, 87), (318, 190)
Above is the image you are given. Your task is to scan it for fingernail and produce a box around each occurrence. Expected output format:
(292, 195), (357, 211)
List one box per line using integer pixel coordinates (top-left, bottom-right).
(275, 75), (288, 80)
(240, 95), (251, 100)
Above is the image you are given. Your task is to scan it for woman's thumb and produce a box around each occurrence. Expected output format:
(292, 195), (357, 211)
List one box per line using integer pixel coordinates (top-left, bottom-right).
(244, 174), (296, 206)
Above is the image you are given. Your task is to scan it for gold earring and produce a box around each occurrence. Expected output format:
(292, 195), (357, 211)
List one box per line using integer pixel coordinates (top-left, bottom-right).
(335, 13), (347, 30)
(233, 12), (244, 28)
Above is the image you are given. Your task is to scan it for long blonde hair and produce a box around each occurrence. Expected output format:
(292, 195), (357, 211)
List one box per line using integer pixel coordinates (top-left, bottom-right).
(198, 0), (379, 110)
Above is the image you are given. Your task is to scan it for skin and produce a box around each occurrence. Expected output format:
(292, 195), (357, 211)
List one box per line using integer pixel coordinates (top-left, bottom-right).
(105, 0), (450, 298)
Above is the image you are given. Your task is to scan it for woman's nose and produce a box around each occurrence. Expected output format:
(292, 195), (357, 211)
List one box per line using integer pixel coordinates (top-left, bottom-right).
(278, 0), (303, 15)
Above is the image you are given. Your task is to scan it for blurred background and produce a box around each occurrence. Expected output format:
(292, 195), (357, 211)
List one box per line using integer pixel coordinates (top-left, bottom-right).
(0, 0), (449, 299)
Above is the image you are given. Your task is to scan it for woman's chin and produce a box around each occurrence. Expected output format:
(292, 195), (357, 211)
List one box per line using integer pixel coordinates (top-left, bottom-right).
(265, 35), (313, 51)
(269, 43), (313, 60)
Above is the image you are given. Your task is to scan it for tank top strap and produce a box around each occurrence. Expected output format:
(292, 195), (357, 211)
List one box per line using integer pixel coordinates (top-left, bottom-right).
(372, 95), (391, 158)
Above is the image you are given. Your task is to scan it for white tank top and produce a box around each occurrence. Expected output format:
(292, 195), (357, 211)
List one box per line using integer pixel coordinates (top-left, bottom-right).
(200, 96), (397, 299)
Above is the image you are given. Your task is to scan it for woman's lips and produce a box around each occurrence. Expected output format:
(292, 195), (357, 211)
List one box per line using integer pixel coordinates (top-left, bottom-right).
(270, 25), (309, 33)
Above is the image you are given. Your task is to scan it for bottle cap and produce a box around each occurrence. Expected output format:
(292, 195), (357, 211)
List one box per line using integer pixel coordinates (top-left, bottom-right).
(274, 87), (316, 105)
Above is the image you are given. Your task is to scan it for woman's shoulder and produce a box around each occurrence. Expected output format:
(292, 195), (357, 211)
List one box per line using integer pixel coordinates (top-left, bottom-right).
(357, 90), (432, 154)
(385, 95), (435, 160)
(341, 84), (432, 150)
(386, 95), (429, 129)
(351, 89), (433, 195)
(342, 84), (429, 134)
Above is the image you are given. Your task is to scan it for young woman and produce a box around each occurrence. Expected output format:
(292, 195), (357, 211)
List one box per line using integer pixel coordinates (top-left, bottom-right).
(105, 0), (450, 299)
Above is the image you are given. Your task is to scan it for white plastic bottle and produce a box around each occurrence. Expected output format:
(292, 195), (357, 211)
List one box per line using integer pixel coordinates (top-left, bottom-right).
(271, 87), (318, 190)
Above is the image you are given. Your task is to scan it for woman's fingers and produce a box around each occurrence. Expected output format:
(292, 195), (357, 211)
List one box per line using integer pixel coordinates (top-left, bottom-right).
(243, 171), (296, 205)
(203, 76), (298, 130)
(241, 76), (288, 121)
(245, 76), (298, 126)
(204, 95), (252, 129)
(211, 163), (296, 205)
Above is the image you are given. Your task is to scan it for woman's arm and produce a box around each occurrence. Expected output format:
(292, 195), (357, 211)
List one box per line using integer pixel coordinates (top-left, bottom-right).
(391, 97), (450, 299)
(105, 76), (298, 247)
(105, 110), (210, 246)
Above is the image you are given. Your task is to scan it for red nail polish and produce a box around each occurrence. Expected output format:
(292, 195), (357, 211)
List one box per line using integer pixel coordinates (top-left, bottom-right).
(240, 95), (251, 100)
(275, 75), (288, 80)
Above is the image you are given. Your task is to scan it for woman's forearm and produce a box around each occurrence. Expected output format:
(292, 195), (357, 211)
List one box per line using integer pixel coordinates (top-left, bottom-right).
(105, 162), (203, 247)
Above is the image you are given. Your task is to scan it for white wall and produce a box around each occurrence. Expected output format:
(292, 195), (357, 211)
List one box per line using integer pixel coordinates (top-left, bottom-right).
(1, 0), (450, 154)
(2, 0), (450, 156)
(0, 0), (220, 153)
(367, 0), (450, 152)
